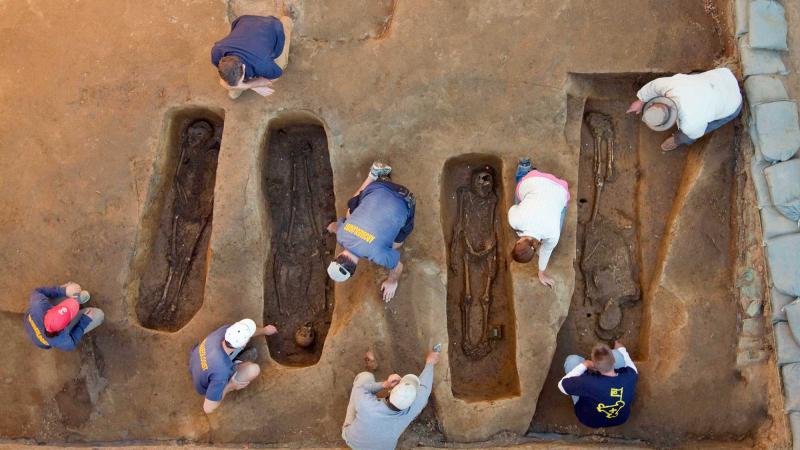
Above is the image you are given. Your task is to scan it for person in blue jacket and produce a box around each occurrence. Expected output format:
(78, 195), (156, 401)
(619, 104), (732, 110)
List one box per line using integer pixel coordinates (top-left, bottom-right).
(23, 282), (104, 351)
(211, 14), (293, 99)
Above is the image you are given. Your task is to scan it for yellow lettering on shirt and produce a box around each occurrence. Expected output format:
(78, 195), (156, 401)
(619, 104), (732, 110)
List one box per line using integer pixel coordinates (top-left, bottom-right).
(199, 338), (209, 371)
(596, 387), (625, 419)
(343, 223), (375, 243)
(27, 314), (50, 347)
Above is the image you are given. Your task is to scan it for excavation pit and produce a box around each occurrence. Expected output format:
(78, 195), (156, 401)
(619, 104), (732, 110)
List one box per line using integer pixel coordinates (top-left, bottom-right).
(441, 154), (520, 401)
(262, 116), (336, 367)
(134, 108), (223, 332)
(531, 74), (773, 446)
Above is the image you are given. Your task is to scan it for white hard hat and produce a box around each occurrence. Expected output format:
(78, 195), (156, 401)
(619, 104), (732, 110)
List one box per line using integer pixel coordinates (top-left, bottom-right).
(389, 374), (420, 410)
(225, 319), (257, 348)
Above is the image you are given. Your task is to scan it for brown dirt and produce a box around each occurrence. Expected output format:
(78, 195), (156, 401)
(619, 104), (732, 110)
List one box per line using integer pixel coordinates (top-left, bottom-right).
(263, 123), (337, 366)
(441, 154), (519, 401)
(136, 114), (223, 332)
(531, 74), (770, 447)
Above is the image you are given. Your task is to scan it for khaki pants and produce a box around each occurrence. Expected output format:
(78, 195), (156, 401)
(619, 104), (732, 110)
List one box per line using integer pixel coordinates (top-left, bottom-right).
(275, 16), (293, 70)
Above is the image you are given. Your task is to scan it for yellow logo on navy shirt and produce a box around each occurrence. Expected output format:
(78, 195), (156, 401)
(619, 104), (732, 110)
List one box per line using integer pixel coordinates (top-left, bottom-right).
(597, 387), (625, 419)
(27, 314), (50, 347)
(343, 223), (375, 243)
(199, 338), (209, 371)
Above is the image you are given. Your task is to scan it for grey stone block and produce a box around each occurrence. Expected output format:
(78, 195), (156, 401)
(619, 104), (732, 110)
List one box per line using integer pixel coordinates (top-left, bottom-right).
(751, 146), (773, 208)
(773, 286), (795, 323)
(752, 101), (800, 162)
(766, 233), (800, 297)
(735, 0), (748, 37)
(788, 300), (800, 343)
(745, 75), (790, 105)
(749, 0), (788, 50)
(765, 158), (800, 221)
(790, 412), (800, 450)
(761, 205), (800, 239)
(783, 363), (800, 412)
(740, 38), (788, 76)
(775, 322), (800, 366)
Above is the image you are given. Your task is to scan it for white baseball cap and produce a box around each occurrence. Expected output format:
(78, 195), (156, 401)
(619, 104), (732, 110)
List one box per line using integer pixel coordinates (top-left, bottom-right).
(389, 374), (420, 410)
(225, 319), (257, 348)
(327, 254), (357, 282)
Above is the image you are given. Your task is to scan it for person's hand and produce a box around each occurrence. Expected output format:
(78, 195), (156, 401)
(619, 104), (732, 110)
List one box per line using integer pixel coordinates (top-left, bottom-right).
(626, 99), (645, 114)
(383, 374), (401, 389)
(326, 221), (338, 234)
(425, 351), (440, 365)
(582, 360), (595, 370)
(380, 279), (398, 302)
(614, 340), (624, 350)
(63, 282), (82, 297)
(538, 271), (555, 288)
(251, 86), (275, 97)
(263, 325), (278, 336)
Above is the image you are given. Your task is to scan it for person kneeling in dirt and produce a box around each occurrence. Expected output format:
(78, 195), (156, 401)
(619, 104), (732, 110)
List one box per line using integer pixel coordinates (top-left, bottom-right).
(211, 14), (293, 99)
(341, 349), (439, 450)
(558, 341), (639, 428)
(326, 162), (415, 303)
(507, 157), (569, 288)
(24, 282), (104, 351)
(189, 318), (278, 414)
(626, 67), (742, 152)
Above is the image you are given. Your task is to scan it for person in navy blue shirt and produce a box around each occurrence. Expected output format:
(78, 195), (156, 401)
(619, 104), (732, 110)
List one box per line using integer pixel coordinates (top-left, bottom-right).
(211, 14), (293, 99)
(558, 341), (639, 428)
(326, 162), (415, 303)
(23, 282), (104, 352)
(189, 318), (278, 414)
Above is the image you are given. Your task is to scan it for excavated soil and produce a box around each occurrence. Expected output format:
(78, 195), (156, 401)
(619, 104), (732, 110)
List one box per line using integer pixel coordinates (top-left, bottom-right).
(441, 155), (519, 401)
(136, 115), (223, 332)
(263, 123), (337, 366)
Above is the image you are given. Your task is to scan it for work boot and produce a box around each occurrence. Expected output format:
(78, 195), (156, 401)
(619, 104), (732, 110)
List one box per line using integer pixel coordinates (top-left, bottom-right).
(234, 346), (258, 364)
(369, 162), (392, 180)
(660, 136), (680, 152)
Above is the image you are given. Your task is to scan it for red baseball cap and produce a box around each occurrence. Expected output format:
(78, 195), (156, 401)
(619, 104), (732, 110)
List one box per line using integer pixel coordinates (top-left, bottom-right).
(44, 298), (80, 333)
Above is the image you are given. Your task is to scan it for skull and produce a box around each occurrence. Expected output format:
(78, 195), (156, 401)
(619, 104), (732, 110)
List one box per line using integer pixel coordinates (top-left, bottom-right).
(470, 167), (494, 198)
(294, 323), (316, 348)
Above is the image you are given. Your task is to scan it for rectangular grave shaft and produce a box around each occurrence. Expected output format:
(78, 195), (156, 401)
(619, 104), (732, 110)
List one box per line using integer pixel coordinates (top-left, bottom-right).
(442, 155), (520, 401)
(136, 112), (223, 332)
(263, 123), (336, 367)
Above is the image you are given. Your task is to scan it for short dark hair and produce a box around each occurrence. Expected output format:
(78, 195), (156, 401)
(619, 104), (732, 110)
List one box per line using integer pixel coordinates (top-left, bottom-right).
(336, 253), (358, 276)
(591, 343), (616, 372)
(218, 55), (243, 86)
(511, 237), (540, 263)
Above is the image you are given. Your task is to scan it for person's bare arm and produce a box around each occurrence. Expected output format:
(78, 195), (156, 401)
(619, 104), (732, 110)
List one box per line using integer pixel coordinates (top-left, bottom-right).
(380, 261), (403, 302)
(252, 325), (278, 338)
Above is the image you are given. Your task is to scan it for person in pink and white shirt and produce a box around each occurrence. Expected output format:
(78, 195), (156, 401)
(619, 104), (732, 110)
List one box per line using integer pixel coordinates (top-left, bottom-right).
(507, 158), (569, 288)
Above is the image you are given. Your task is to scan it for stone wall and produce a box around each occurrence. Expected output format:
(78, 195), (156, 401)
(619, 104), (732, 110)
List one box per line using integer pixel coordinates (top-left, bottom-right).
(737, 1), (800, 448)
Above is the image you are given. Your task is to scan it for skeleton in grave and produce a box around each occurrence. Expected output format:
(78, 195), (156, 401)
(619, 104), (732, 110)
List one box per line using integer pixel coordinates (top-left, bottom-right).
(580, 219), (640, 339)
(150, 119), (219, 324)
(449, 167), (499, 360)
(270, 133), (329, 343)
(586, 112), (616, 223)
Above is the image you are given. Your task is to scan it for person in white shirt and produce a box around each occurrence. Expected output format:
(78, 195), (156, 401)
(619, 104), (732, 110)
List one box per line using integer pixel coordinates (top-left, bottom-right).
(507, 158), (570, 288)
(626, 67), (742, 151)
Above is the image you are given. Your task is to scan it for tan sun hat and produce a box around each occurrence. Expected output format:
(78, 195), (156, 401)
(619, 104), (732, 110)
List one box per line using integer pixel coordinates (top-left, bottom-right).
(642, 96), (678, 131)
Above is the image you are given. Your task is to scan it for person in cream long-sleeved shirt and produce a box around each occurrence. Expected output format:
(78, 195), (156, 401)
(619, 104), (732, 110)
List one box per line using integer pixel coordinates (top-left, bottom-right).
(627, 67), (742, 151)
(507, 158), (569, 287)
